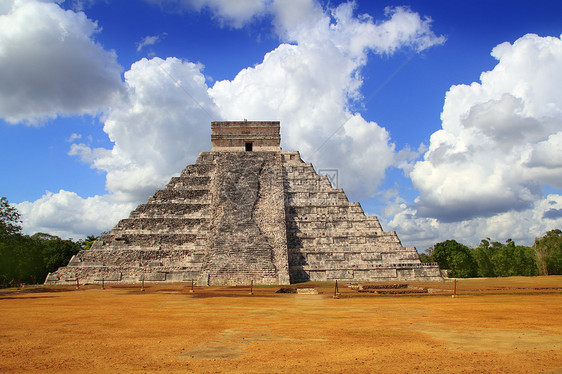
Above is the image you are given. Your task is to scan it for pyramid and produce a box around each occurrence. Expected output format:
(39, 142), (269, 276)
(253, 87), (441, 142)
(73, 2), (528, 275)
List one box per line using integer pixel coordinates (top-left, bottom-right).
(46, 121), (442, 286)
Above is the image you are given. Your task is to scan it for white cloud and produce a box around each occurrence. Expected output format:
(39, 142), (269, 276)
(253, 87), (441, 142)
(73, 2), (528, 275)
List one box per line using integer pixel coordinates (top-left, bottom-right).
(136, 32), (167, 52)
(68, 142), (111, 164)
(379, 33), (562, 249)
(387, 194), (562, 250)
(410, 33), (562, 222)
(73, 57), (221, 203)
(66, 133), (82, 142)
(144, 0), (269, 28)
(20, 56), (220, 236)
(211, 2), (444, 198)
(17, 0), (444, 237)
(68, 0), (99, 12)
(0, 0), (123, 125)
(16, 190), (135, 239)
(272, 2), (445, 57)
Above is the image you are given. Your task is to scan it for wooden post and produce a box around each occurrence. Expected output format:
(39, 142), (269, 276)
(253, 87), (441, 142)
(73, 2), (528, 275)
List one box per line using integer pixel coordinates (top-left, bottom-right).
(190, 279), (195, 293)
(452, 279), (457, 298)
(76, 278), (80, 290)
(101, 278), (105, 290)
(333, 280), (340, 299)
(250, 280), (254, 295)
(141, 277), (145, 292)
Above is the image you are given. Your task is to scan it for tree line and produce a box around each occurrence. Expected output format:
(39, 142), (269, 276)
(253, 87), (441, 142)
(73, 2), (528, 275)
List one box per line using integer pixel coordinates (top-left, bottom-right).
(0, 197), (96, 287)
(419, 231), (562, 278)
(1, 196), (561, 286)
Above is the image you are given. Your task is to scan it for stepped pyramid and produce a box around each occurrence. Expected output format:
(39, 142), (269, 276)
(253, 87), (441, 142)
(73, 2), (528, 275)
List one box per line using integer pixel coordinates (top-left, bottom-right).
(46, 121), (442, 286)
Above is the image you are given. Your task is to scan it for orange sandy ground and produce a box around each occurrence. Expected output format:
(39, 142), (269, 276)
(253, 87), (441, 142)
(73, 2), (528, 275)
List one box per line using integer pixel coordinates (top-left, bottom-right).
(1, 276), (561, 373)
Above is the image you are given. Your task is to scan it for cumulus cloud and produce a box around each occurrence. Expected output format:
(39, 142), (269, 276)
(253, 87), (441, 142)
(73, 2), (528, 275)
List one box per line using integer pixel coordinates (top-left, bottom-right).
(67, 0), (443, 213)
(21, 56), (219, 236)
(410, 34), (562, 222)
(211, 2), (444, 197)
(379, 33), (562, 248)
(387, 194), (562, 249)
(0, 0), (123, 124)
(72, 57), (220, 203)
(19, 57), (220, 236)
(144, 0), (269, 28)
(272, 2), (445, 56)
(16, 190), (136, 239)
(16, 0), (444, 237)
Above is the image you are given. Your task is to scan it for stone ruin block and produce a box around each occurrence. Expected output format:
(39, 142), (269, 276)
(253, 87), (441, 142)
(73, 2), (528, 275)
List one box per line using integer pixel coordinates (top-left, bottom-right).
(45, 273), (60, 282)
(365, 269), (398, 278)
(94, 273), (122, 282)
(67, 255), (81, 267)
(326, 270), (354, 279)
(141, 273), (167, 282)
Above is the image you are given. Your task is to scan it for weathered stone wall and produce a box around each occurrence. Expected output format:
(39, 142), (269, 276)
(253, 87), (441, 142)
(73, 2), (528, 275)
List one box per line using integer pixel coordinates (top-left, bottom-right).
(281, 151), (441, 282)
(45, 249), (204, 284)
(211, 121), (281, 151)
(202, 152), (290, 285)
(46, 152), (217, 285)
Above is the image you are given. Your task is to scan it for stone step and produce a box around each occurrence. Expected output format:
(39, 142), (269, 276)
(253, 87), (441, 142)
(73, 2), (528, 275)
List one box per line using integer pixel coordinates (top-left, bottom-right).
(115, 217), (209, 231)
(95, 233), (201, 247)
(151, 189), (210, 202)
(286, 204), (363, 212)
(181, 163), (215, 176)
(166, 176), (211, 188)
(132, 203), (209, 215)
(289, 231), (400, 240)
(286, 216), (377, 223)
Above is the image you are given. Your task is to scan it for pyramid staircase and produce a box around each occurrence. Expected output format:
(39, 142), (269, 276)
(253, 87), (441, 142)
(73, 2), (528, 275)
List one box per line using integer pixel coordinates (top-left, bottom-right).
(282, 152), (439, 282)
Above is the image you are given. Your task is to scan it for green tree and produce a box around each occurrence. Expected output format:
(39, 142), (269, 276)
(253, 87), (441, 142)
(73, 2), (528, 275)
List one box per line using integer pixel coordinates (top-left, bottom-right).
(82, 234), (99, 251)
(533, 229), (562, 275)
(34, 233), (81, 276)
(493, 240), (537, 277)
(0, 197), (22, 237)
(1, 231), (81, 287)
(474, 238), (537, 277)
(0, 234), (43, 285)
(0, 200), (82, 286)
(418, 250), (432, 263)
(431, 240), (478, 278)
(0, 235), (19, 286)
(473, 238), (497, 277)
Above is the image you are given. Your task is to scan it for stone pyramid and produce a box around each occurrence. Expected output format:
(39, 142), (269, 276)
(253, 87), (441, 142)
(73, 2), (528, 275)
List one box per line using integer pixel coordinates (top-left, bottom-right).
(46, 121), (441, 286)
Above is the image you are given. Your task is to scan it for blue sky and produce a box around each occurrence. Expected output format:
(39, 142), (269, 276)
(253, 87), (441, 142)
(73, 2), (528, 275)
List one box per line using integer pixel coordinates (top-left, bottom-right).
(1, 0), (561, 249)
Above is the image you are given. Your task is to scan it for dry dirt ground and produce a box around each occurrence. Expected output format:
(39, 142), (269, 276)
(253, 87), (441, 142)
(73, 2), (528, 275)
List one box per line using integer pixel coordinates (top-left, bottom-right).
(1, 276), (561, 373)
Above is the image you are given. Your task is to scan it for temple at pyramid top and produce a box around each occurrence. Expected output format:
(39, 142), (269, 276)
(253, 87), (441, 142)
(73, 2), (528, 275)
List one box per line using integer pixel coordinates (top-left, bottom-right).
(211, 121), (281, 152)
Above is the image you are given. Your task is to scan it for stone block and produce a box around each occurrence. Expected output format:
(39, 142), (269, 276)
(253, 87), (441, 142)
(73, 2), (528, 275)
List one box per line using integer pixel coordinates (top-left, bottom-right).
(141, 272), (166, 281)
(94, 273), (122, 281)
(67, 255), (81, 266)
(296, 288), (318, 294)
(45, 273), (60, 282)
(326, 270), (354, 279)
